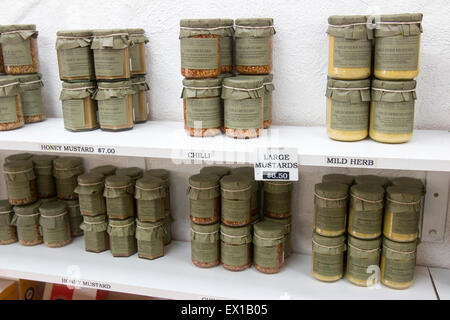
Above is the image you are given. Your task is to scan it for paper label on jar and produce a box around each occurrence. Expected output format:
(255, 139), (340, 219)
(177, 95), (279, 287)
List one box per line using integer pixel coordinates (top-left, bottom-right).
(17, 225), (40, 242)
(62, 99), (86, 128)
(180, 38), (219, 70)
(264, 192), (292, 214)
(330, 100), (369, 131)
(263, 93), (271, 122)
(221, 242), (249, 267)
(375, 35), (420, 71)
(372, 101), (415, 134)
(59, 47), (94, 78)
(42, 224), (70, 244)
(347, 254), (380, 281)
(98, 98), (128, 127)
(190, 199), (216, 219)
(383, 257), (415, 283)
(186, 97), (222, 129)
(2, 39), (32, 66)
(130, 45), (142, 72)
(137, 199), (163, 219)
(221, 198), (251, 224)
(220, 37), (233, 67)
(0, 225), (12, 242)
(333, 37), (372, 68)
(315, 206), (347, 232)
(235, 37), (270, 66)
(6, 181), (31, 200)
(79, 194), (103, 214)
(21, 89), (43, 116)
(138, 239), (163, 258)
(106, 196), (133, 218)
(110, 236), (135, 256)
(93, 48), (126, 77)
(191, 241), (218, 263)
(85, 231), (107, 252)
(224, 98), (262, 129)
(392, 210), (420, 235)
(0, 96), (18, 123)
(313, 252), (343, 277)
(254, 245), (278, 269)
(351, 209), (383, 235)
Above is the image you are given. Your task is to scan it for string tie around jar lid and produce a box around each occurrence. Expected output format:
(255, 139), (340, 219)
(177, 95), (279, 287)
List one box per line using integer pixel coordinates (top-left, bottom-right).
(314, 193), (348, 201)
(371, 88), (416, 93)
(222, 85), (265, 91)
(350, 193), (384, 204)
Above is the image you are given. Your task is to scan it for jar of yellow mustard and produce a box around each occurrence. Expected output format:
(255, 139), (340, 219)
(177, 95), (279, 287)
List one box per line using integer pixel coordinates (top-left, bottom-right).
(326, 78), (371, 141)
(327, 15), (372, 80)
(380, 237), (417, 290)
(312, 231), (346, 282)
(383, 186), (422, 242)
(346, 235), (381, 287)
(374, 13), (423, 80)
(370, 79), (417, 144)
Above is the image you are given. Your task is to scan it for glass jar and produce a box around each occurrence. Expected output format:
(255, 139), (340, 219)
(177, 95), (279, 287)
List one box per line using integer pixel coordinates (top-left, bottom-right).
(348, 184), (385, 239)
(90, 165), (117, 177)
(346, 235), (381, 287)
(56, 30), (95, 81)
(326, 78), (371, 141)
(107, 217), (136, 257)
(374, 14), (423, 80)
(0, 200), (17, 245)
(93, 80), (135, 131)
(263, 181), (293, 219)
(313, 182), (348, 237)
(187, 173), (220, 225)
(144, 169), (170, 210)
(220, 175), (252, 227)
(136, 219), (165, 260)
(370, 79), (417, 144)
(11, 201), (42, 246)
(91, 29), (130, 80)
(179, 19), (221, 79)
(131, 76), (149, 124)
(104, 175), (135, 220)
(219, 19), (234, 73)
(222, 77), (265, 139)
(0, 42), (4, 73)
(322, 173), (354, 186)
(264, 216), (292, 259)
(190, 221), (220, 268)
(4, 153), (33, 163)
(355, 174), (389, 187)
(65, 199), (83, 237)
(126, 28), (148, 76)
(229, 167), (260, 218)
(135, 176), (165, 222)
(31, 154), (58, 199)
(383, 186), (422, 242)
(235, 18), (275, 75)
(60, 81), (98, 132)
(80, 214), (109, 253)
(253, 221), (285, 274)
(0, 77), (23, 131)
(3, 159), (37, 205)
(14, 74), (45, 123)
(220, 224), (252, 271)
(327, 15), (372, 80)
(312, 231), (346, 282)
(162, 211), (173, 246)
(39, 200), (71, 248)
(74, 172), (106, 216)
(182, 78), (223, 137)
(380, 237), (417, 289)
(0, 25), (39, 74)
(199, 166), (230, 178)
(53, 156), (84, 200)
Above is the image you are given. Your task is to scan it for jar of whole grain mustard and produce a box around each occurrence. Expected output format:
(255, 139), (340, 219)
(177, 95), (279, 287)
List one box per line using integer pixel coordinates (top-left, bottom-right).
(181, 78), (223, 137)
(3, 160), (37, 206)
(374, 14), (423, 80)
(136, 219), (165, 260)
(188, 173), (220, 225)
(220, 175), (252, 227)
(346, 235), (381, 287)
(31, 154), (58, 199)
(326, 77), (371, 142)
(229, 167), (260, 218)
(0, 77), (23, 131)
(56, 30), (95, 81)
(74, 173), (106, 216)
(191, 221), (220, 268)
(179, 19), (222, 79)
(311, 231), (346, 282)
(60, 81), (98, 132)
(370, 79), (417, 144)
(53, 156), (84, 200)
(264, 216), (292, 259)
(327, 15), (373, 80)
(220, 224), (252, 271)
(11, 201), (42, 246)
(263, 181), (293, 219)
(107, 217), (137, 257)
(131, 76), (149, 124)
(253, 221), (285, 274)
(235, 18), (275, 75)
(80, 214), (109, 253)
(39, 200), (72, 248)
(11, 74), (45, 124)
(135, 176), (165, 222)
(0, 25), (39, 75)
(126, 28), (149, 76)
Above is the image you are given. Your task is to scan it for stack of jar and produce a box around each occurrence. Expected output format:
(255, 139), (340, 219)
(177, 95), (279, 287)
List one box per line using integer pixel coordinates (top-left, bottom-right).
(77, 166), (173, 260)
(326, 13), (423, 144)
(0, 25), (46, 131)
(1, 153), (85, 248)
(312, 173), (425, 290)
(189, 166), (293, 274)
(56, 28), (150, 132)
(180, 18), (276, 139)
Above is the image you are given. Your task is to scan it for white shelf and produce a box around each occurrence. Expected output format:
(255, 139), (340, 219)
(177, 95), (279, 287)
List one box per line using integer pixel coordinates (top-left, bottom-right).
(0, 238), (437, 300)
(429, 267), (450, 300)
(0, 118), (449, 172)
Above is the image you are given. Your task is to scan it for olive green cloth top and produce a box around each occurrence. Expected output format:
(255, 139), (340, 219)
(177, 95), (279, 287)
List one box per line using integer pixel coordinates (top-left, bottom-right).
(312, 231), (346, 254)
(0, 78), (21, 97)
(348, 234), (381, 251)
(135, 176), (165, 200)
(253, 221), (285, 246)
(263, 181), (294, 194)
(4, 153), (33, 164)
(220, 175), (252, 200)
(116, 167), (143, 181)
(220, 224), (252, 245)
(326, 78), (371, 104)
(80, 214), (108, 232)
(53, 157), (83, 178)
(386, 186), (422, 204)
(74, 172), (105, 195)
(390, 177), (425, 195)
(31, 155), (57, 176)
(135, 219), (165, 241)
(60, 81), (96, 100)
(190, 221), (220, 243)
(371, 80), (417, 103)
(355, 175), (389, 187)
(374, 13), (423, 38)
(90, 165), (117, 177)
(322, 174), (354, 186)
(104, 175), (134, 197)
(56, 30), (93, 50)
(131, 76), (150, 92)
(222, 77), (265, 100)
(93, 80), (135, 100)
(107, 217), (135, 237)
(0, 25), (38, 44)
(125, 28), (149, 44)
(350, 184), (385, 202)
(235, 18), (275, 38)
(181, 78), (222, 99)
(327, 15), (373, 40)
(179, 19), (233, 38)
(91, 29), (129, 50)
(144, 169), (170, 188)
(39, 200), (67, 216)
(3, 160), (35, 183)
(0, 200), (13, 226)
(187, 173), (220, 200)
(199, 166), (230, 177)
(382, 237), (417, 253)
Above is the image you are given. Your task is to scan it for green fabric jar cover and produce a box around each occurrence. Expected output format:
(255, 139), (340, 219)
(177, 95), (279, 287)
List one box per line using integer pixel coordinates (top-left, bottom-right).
(104, 175), (135, 220)
(253, 221), (285, 269)
(314, 182), (349, 234)
(187, 174), (220, 222)
(263, 181), (294, 217)
(347, 235), (381, 282)
(322, 173), (354, 186)
(220, 175), (252, 226)
(39, 200), (71, 247)
(31, 154), (58, 198)
(53, 156), (84, 200)
(199, 166), (230, 178)
(90, 165), (117, 177)
(74, 172), (106, 216)
(220, 224), (252, 268)
(312, 231), (346, 278)
(136, 219), (165, 260)
(263, 216), (292, 258)
(190, 221), (220, 265)
(3, 159), (36, 204)
(80, 214), (109, 253)
(135, 176), (165, 222)
(107, 217), (136, 257)
(4, 153), (33, 164)
(11, 201), (42, 244)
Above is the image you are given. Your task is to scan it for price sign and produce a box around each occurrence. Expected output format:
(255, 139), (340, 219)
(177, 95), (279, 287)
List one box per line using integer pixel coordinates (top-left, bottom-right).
(254, 148), (299, 181)
(40, 144), (118, 156)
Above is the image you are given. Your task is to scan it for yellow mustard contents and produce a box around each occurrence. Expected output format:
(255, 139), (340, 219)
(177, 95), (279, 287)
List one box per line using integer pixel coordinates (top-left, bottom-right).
(380, 256), (413, 289)
(346, 235), (381, 287)
(369, 102), (413, 143)
(327, 98), (368, 141)
(311, 252), (343, 282)
(311, 231), (346, 282)
(348, 207), (381, 239)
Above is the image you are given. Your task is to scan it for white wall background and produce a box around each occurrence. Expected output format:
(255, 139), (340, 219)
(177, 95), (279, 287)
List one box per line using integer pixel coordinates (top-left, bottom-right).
(0, 0), (449, 129)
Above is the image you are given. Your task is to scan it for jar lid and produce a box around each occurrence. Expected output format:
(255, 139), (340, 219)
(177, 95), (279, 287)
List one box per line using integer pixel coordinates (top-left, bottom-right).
(78, 172), (105, 185)
(144, 169), (170, 181)
(327, 78), (371, 89)
(105, 175), (132, 187)
(7, 74), (42, 83)
(350, 184), (385, 201)
(109, 216), (135, 226)
(54, 156), (83, 169)
(235, 18), (273, 27)
(383, 237), (417, 252)
(62, 81), (96, 89)
(189, 173), (220, 189)
(13, 200), (42, 215)
(348, 234), (381, 250)
(314, 182), (348, 199)
(90, 165), (117, 177)
(0, 25), (36, 32)
(386, 186), (422, 203)
(0, 77), (21, 88)
(190, 221), (220, 233)
(136, 176), (163, 189)
(116, 167), (144, 180)
(84, 214), (107, 223)
(355, 175), (389, 187)
(371, 79), (417, 91)
(253, 221), (284, 238)
(199, 166), (230, 177)
(222, 77), (264, 90)
(379, 13), (423, 23)
(220, 174), (252, 191)
(182, 78), (222, 88)
(39, 200), (67, 216)
(4, 153), (33, 163)
(31, 154), (58, 167)
(3, 159), (33, 172)
(328, 15), (367, 25)
(312, 231), (346, 246)
(57, 30), (93, 37)
(123, 28), (145, 35)
(322, 174), (354, 186)
(97, 80), (132, 89)
(136, 219), (163, 228)
(221, 224), (251, 237)
(180, 19), (222, 29)
(390, 177), (425, 193)
(220, 19), (234, 27)
(0, 200), (12, 212)
(230, 166), (255, 179)
(92, 29), (129, 36)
